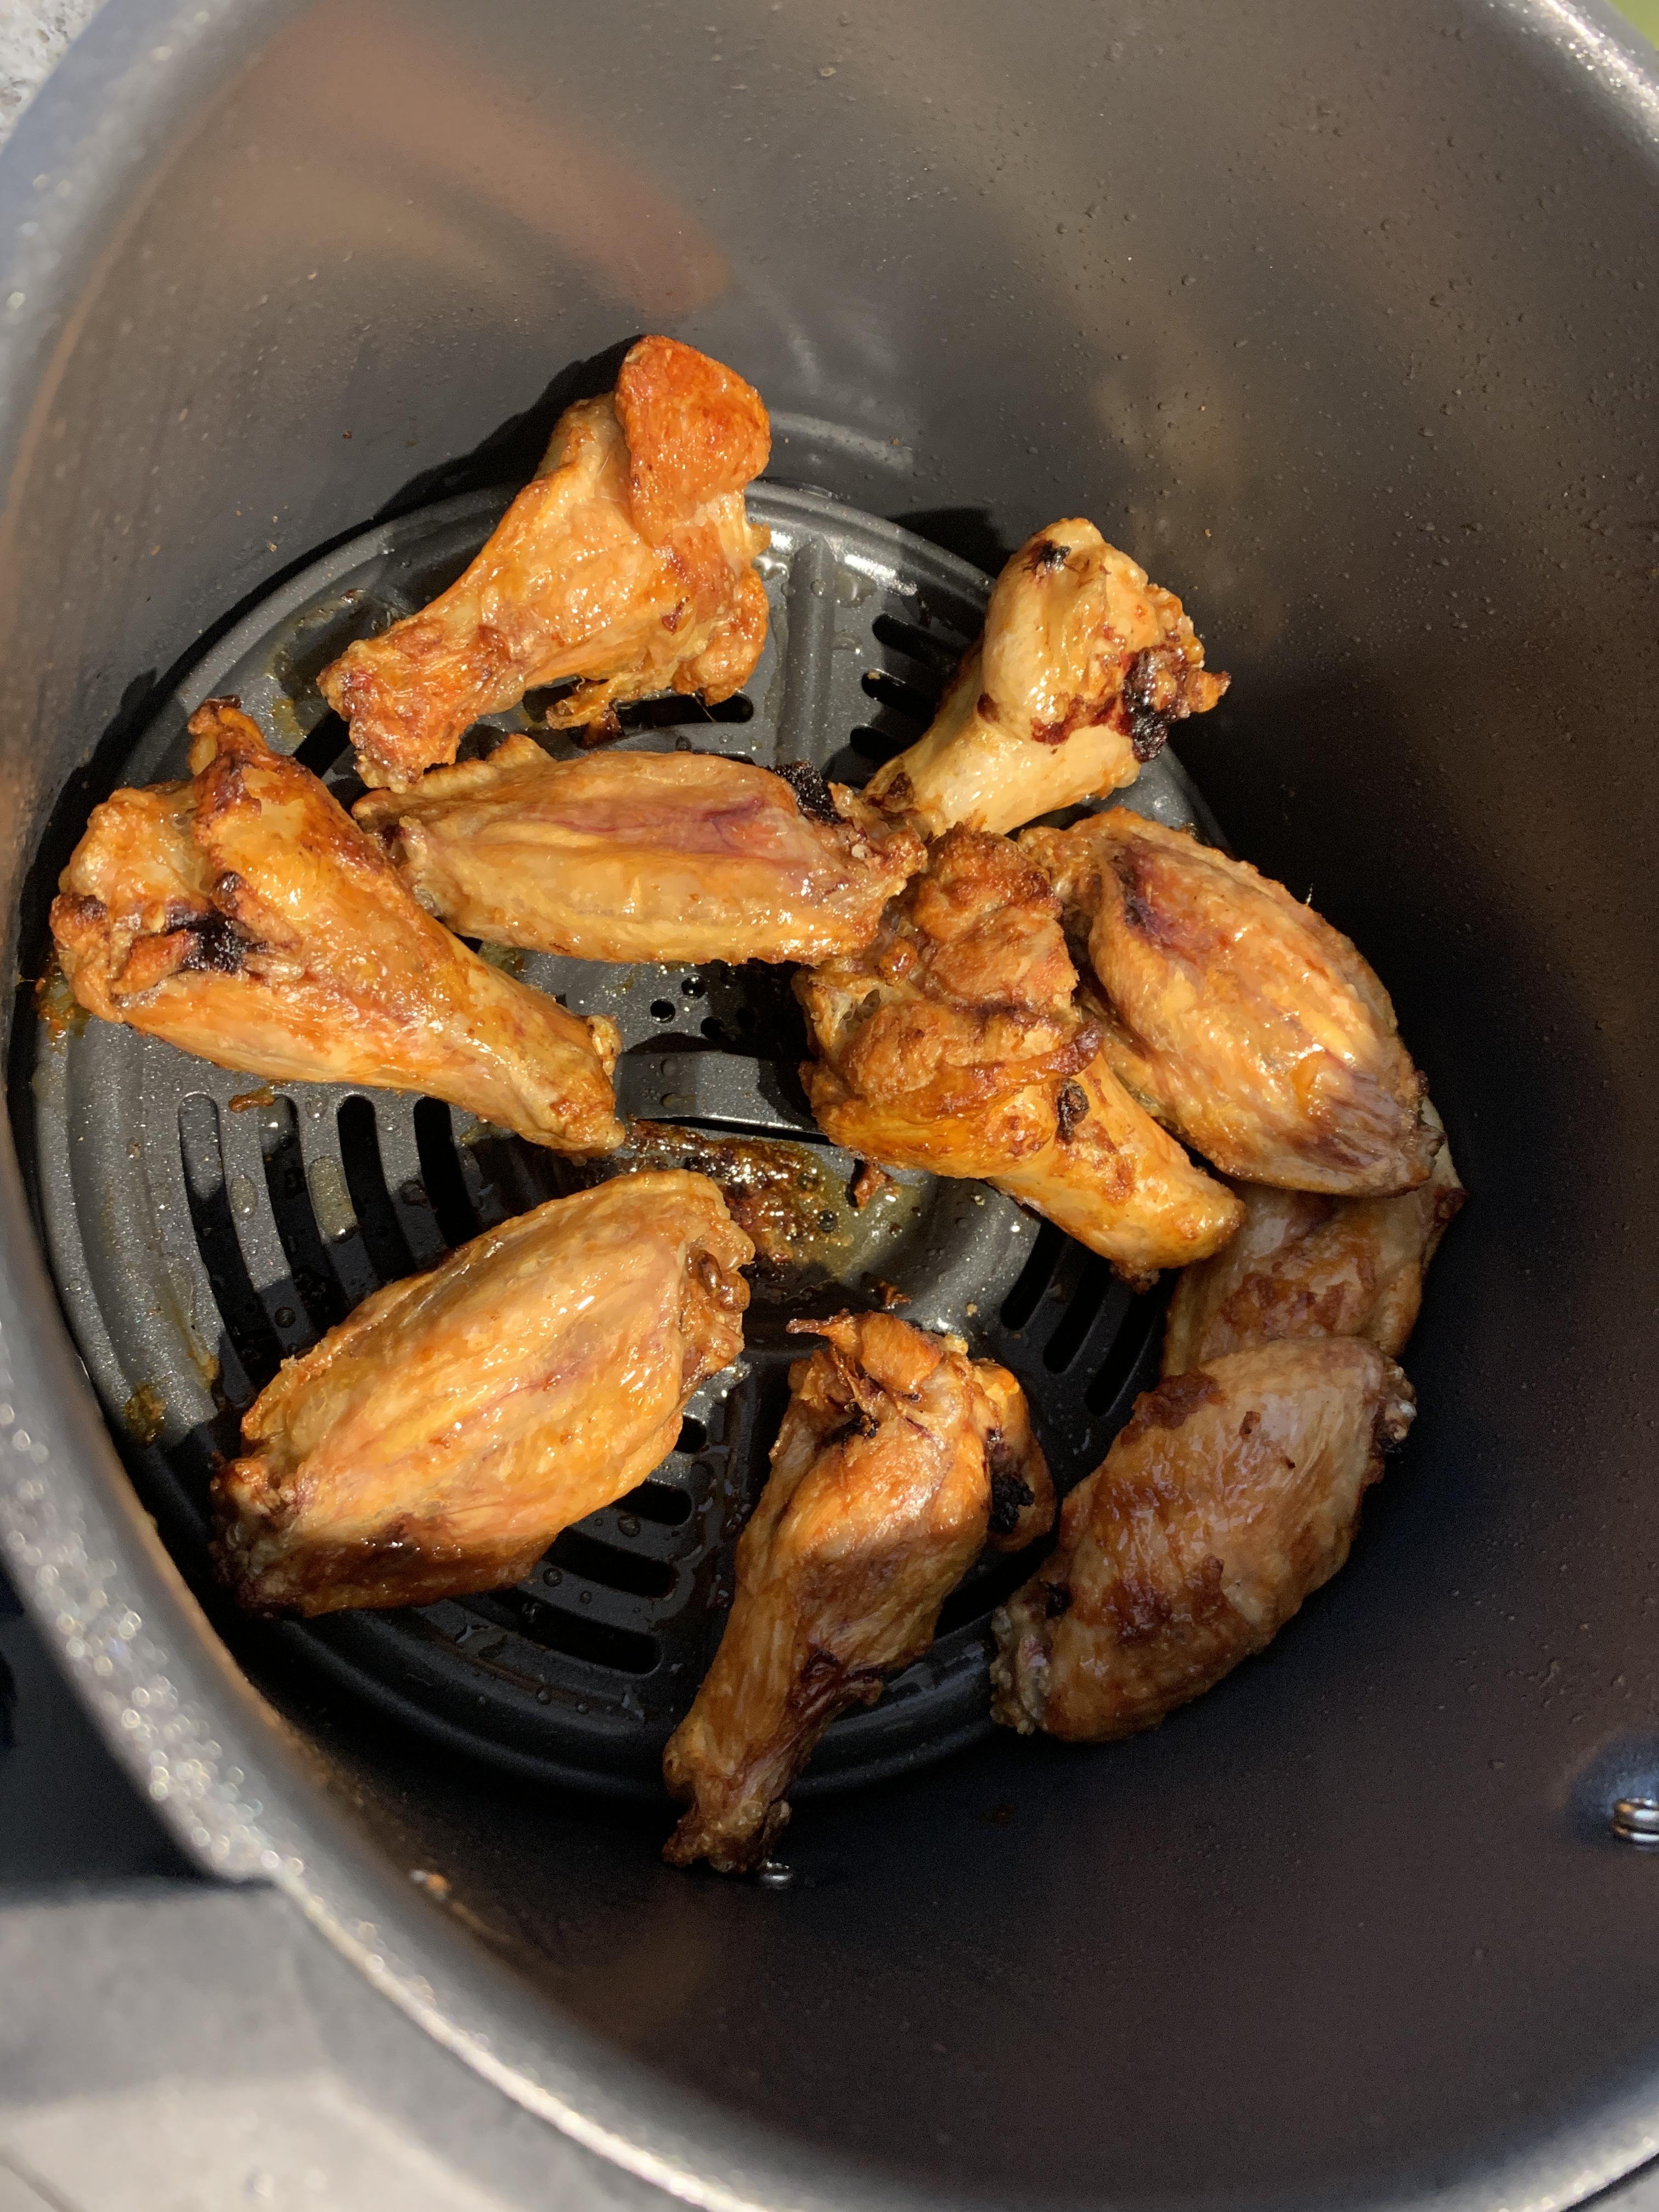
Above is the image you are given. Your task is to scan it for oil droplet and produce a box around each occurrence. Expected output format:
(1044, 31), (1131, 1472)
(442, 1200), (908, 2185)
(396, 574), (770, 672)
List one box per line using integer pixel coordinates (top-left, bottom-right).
(306, 1154), (356, 1242)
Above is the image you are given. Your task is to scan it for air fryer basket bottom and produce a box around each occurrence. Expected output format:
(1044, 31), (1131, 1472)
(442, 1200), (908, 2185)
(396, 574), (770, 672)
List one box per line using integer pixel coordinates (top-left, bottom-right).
(25, 482), (1222, 1807)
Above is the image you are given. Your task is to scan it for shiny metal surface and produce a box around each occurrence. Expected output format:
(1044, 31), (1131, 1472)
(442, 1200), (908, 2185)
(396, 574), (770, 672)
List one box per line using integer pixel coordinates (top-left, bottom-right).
(0, 6), (1657, 2212)
(1612, 1801), (1659, 1846)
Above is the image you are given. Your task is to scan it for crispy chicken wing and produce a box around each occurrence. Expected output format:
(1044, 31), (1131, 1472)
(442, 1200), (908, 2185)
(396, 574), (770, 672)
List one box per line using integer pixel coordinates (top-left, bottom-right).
(1024, 809), (1438, 1196)
(795, 830), (1240, 1282)
(49, 701), (622, 1154)
(319, 336), (771, 788)
(1164, 1107), (1465, 1372)
(354, 740), (923, 966)
(663, 1312), (1051, 1872)
(865, 521), (1227, 837)
(991, 1340), (1415, 1741)
(213, 1172), (752, 1616)
(990, 1007), (1247, 1292)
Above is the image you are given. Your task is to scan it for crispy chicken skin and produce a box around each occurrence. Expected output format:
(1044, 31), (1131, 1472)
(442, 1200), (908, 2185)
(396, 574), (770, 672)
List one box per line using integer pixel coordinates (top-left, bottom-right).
(990, 1011), (1246, 1293)
(212, 1173), (752, 1617)
(354, 739), (924, 966)
(49, 701), (623, 1155)
(991, 1340), (1415, 1741)
(1024, 809), (1438, 1196)
(796, 828), (1093, 1147)
(1164, 1107), (1464, 1373)
(795, 830), (1240, 1282)
(319, 336), (771, 788)
(663, 1312), (1052, 1872)
(865, 521), (1227, 837)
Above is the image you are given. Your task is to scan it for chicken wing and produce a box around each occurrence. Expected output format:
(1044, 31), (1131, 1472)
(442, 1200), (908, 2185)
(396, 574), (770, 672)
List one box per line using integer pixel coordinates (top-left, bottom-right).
(213, 1172), (752, 1616)
(49, 699), (622, 1155)
(1163, 1107), (1465, 1372)
(353, 740), (924, 966)
(989, 1008), (1247, 1292)
(319, 336), (771, 788)
(991, 1339), (1415, 1741)
(1023, 809), (1438, 1195)
(795, 829), (1240, 1282)
(864, 521), (1227, 837)
(663, 1312), (1052, 1872)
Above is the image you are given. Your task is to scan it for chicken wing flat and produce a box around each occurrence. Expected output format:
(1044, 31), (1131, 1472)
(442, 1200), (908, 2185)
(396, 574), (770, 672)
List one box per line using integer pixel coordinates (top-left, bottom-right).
(663, 1312), (1052, 1872)
(1164, 1107), (1465, 1372)
(864, 520), (1227, 838)
(991, 1339), (1415, 1742)
(795, 829), (1240, 1282)
(354, 739), (923, 966)
(1024, 809), (1438, 1196)
(989, 1012), (1246, 1292)
(213, 1172), (752, 1616)
(50, 701), (623, 1155)
(319, 336), (771, 788)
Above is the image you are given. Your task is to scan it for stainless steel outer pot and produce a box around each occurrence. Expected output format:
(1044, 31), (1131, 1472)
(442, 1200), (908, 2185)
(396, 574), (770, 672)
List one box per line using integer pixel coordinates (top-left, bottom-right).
(2, 6), (1658, 2211)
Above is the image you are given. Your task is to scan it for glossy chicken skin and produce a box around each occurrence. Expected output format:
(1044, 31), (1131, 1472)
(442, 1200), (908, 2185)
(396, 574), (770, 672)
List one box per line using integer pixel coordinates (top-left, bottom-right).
(866, 520), (1227, 837)
(213, 1173), (752, 1616)
(49, 700), (623, 1155)
(1164, 1108), (1464, 1372)
(1025, 809), (1438, 1195)
(991, 1340), (1415, 1741)
(319, 336), (771, 787)
(663, 1313), (1052, 1872)
(354, 739), (924, 966)
(796, 830), (1240, 1282)
(990, 1008), (1246, 1293)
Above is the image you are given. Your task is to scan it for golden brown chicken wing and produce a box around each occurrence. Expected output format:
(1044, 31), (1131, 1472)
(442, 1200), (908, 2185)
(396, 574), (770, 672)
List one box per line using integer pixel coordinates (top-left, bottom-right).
(49, 699), (622, 1155)
(795, 830), (1240, 1282)
(865, 521), (1227, 837)
(1023, 809), (1438, 1196)
(991, 1339), (1415, 1741)
(213, 1172), (751, 1616)
(319, 336), (771, 788)
(989, 1010), (1246, 1292)
(796, 827), (1092, 1146)
(663, 1312), (1052, 1872)
(1163, 1107), (1465, 1372)
(353, 740), (923, 966)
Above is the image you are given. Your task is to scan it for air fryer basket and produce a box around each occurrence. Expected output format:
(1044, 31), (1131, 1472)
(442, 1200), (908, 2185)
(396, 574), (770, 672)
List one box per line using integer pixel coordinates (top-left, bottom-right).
(2, 5), (1658, 2212)
(29, 479), (1218, 1799)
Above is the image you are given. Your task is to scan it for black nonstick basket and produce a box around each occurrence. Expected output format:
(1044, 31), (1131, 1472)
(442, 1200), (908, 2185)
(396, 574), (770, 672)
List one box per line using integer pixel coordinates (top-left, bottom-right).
(27, 479), (1219, 1800)
(1, 5), (1658, 2212)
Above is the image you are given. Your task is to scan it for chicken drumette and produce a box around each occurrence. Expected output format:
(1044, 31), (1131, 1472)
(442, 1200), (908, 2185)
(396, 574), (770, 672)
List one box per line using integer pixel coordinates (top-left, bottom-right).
(795, 828), (1242, 1285)
(1163, 1106), (1465, 1373)
(354, 740), (923, 966)
(49, 699), (622, 1155)
(991, 1340), (1415, 1742)
(213, 1172), (752, 1616)
(865, 520), (1227, 837)
(664, 1312), (1052, 1872)
(1023, 809), (1439, 1196)
(320, 336), (771, 788)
